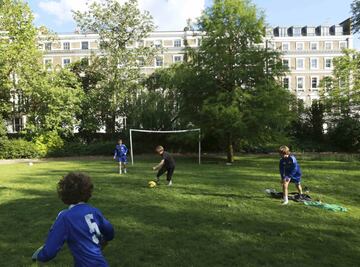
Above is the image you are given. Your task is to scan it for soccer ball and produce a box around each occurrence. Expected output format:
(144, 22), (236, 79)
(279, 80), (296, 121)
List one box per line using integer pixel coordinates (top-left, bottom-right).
(148, 181), (157, 188)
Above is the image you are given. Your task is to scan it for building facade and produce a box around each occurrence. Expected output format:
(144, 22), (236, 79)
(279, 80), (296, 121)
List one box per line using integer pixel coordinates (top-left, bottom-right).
(7, 20), (353, 132)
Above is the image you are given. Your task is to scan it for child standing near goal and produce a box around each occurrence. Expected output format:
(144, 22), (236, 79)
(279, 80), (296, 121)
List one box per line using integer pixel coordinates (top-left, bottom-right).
(152, 145), (175, 186)
(279, 145), (303, 205)
(114, 139), (128, 174)
(32, 172), (114, 266)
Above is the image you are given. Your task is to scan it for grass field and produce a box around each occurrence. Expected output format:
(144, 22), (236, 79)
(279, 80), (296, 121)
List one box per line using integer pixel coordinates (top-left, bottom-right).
(0, 155), (359, 267)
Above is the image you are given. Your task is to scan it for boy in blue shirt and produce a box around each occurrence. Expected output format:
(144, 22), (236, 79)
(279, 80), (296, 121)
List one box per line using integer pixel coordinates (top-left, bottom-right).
(279, 145), (303, 205)
(114, 139), (128, 174)
(32, 172), (114, 266)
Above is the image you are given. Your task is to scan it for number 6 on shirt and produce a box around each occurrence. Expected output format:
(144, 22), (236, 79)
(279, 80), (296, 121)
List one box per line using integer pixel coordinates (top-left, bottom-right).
(85, 214), (101, 244)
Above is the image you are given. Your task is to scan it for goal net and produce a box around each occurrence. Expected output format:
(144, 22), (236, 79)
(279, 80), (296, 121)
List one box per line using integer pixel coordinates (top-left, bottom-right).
(129, 129), (201, 165)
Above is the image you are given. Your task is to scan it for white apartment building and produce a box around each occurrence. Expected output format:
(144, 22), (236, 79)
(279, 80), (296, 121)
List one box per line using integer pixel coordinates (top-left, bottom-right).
(7, 19), (352, 132)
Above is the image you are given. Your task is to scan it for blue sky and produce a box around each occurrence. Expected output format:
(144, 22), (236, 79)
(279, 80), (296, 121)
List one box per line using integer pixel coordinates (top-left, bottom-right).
(28, 0), (358, 47)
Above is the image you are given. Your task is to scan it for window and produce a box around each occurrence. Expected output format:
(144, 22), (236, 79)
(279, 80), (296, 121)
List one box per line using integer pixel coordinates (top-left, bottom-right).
(297, 77), (304, 91)
(296, 58), (305, 70)
(325, 58), (332, 69)
(45, 42), (52, 51)
(293, 28), (301, 36)
(81, 41), (89, 50)
(311, 77), (319, 90)
(296, 42), (304, 51)
(310, 58), (318, 69)
(325, 41), (333, 50)
(339, 41), (347, 49)
(283, 77), (290, 89)
(63, 58), (71, 67)
(282, 59), (290, 69)
(138, 57), (145, 67)
(310, 42), (318, 51)
(44, 59), (53, 70)
(282, 42), (290, 51)
(173, 55), (183, 63)
(63, 42), (70, 50)
(174, 39), (182, 47)
(155, 56), (163, 67)
(155, 40), (162, 48)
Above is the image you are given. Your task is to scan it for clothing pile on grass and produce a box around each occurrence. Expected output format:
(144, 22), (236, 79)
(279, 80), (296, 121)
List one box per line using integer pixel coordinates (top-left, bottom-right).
(265, 189), (347, 212)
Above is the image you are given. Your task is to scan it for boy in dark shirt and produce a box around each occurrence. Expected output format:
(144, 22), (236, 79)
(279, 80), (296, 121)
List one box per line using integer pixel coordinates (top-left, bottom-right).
(152, 145), (175, 186)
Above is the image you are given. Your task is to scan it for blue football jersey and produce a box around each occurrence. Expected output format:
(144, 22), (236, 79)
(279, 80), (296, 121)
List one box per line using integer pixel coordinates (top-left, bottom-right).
(37, 203), (114, 267)
(114, 144), (128, 158)
(279, 155), (302, 180)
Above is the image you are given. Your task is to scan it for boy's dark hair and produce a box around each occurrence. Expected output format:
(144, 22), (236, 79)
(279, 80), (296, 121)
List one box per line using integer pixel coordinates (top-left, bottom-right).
(57, 172), (93, 205)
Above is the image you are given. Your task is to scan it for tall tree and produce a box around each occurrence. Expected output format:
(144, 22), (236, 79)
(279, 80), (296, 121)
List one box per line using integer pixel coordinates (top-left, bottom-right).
(73, 0), (157, 133)
(0, 0), (40, 123)
(177, 0), (293, 162)
(351, 0), (360, 34)
(320, 49), (360, 152)
(0, 0), (83, 137)
(127, 66), (180, 130)
(320, 49), (360, 121)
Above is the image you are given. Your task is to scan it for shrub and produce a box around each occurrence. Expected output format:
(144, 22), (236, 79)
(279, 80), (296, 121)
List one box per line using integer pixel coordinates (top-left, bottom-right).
(0, 139), (40, 159)
(33, 131), (64, 156)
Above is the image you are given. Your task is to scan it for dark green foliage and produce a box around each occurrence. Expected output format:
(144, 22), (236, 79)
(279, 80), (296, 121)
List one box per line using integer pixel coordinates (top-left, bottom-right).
(351, 0), (360, 34)
(0, 139), (39, 159)
(328, 116), (360, 152)
(48, 141), (115, 157)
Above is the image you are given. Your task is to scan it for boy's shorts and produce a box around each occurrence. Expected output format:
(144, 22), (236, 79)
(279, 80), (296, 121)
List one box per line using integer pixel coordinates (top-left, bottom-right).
(283, 176), (301, 185)
(117, 156), (127, 163)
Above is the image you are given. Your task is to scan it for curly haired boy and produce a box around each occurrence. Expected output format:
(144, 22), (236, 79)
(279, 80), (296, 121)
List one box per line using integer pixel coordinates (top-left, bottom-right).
(32, 172), (114, 266)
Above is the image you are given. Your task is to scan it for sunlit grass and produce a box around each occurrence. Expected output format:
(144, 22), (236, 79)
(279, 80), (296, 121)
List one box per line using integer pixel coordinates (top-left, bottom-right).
(0, 155), (359, 266)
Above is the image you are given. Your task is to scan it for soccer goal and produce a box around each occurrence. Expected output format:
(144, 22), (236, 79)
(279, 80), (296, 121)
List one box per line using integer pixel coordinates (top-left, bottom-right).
(129, 128), (201, 165)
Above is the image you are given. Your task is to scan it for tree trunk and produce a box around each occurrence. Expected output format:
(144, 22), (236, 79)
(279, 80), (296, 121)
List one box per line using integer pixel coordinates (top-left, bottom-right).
(105, 114), (116, 134)
(227, 132), (234, 163)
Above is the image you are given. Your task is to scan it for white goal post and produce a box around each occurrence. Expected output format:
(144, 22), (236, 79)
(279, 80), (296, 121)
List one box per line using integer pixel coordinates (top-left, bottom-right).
(129, 128), (201, 165)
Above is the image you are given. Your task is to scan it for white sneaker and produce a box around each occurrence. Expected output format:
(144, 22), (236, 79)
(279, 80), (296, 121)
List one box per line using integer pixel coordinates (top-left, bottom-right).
(124, 169), (127, 174)
(282, 200), (289, 205)
(167, 180), (172, 186)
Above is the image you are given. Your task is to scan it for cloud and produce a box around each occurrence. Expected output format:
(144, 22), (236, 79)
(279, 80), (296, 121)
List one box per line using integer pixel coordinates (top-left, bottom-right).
(38, 0), (92, 25)
(38, 0), (205, 30)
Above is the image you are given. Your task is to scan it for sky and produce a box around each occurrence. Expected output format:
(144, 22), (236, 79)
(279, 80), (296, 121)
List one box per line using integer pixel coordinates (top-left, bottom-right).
(28, 0), (358, 47)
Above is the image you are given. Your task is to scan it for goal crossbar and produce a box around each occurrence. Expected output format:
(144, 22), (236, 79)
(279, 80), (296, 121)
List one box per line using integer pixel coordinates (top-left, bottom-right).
(129, 128), (201, 165)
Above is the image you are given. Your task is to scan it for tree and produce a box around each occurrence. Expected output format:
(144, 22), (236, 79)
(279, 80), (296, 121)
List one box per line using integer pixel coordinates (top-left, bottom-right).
(73, 0), (157, 133)
(351, 0), (360, 34)
(0, 0), (41, 122)
(176, 0), (293, 162)
(23, 68), (83, 136)
(0, 0), (83, 138)
(320, 49), (360, 120)
(69, 57), (106, 138)
(320, 49), (360, 152)
(127, 67), (180, 130)
(289, 100), (325, 151)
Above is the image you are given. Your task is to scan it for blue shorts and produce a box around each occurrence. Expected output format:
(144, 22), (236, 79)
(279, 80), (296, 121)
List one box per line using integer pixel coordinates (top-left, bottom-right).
(116, 156), (127, 163)
(283, 176), (301, 185)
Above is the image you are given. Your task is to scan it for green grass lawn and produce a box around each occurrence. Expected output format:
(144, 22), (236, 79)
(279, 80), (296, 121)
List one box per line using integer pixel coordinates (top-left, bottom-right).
(0, 155), (359, 267)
